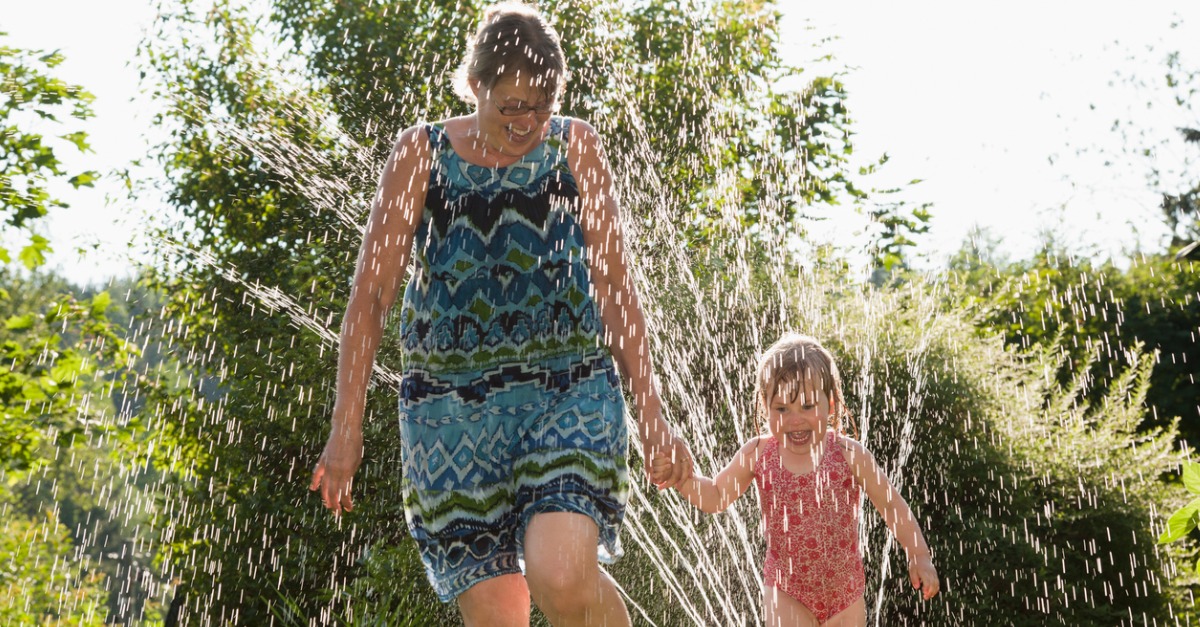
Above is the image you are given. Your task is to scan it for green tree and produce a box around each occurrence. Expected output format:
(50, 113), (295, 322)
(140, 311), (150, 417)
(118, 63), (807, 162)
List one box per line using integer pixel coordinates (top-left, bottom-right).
(948, 238), (1200, 447)
(0, 511), (108, 626)
(0, 33), (98, 267)
(0, 34), (163, 624)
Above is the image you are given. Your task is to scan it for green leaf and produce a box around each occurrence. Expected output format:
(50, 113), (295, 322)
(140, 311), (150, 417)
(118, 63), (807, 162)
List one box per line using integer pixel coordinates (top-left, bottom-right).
(89, 291), (112, 317)
(5, 314), (36, 331)
(1182, 460), (1200, 495)
(61, 131), (92, 152)
(18, 234), (51, 270)
(68, 170), (99, 188)
(1158, 496), (1200, 544)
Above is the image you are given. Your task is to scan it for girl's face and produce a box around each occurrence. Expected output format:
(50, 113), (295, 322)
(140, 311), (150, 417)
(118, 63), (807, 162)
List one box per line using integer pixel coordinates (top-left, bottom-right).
(471, 73), (556, 156)
(767, 382), (834, 456)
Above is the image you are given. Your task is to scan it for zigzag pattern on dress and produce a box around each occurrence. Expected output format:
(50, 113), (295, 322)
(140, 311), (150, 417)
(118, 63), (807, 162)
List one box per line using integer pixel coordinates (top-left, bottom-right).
(397, 117), (628, 602)
(400, 117), (602, 377)
(404, 447), (626, 529)
(400, 351), (613, 406)
(401, 359), (629, 601)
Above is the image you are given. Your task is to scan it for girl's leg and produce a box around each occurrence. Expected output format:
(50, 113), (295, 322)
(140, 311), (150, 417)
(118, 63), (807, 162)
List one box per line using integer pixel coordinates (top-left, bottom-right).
(763, 586), (819, 627)
(822, 596), (866, 627)
(524, 512), (631, 627)
(457, 573), (531, 627)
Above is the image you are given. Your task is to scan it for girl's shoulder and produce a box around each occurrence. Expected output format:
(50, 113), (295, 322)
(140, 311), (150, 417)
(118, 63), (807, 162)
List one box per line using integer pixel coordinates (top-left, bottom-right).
(739, 434), (773, 466)
(830, 431), (878, 469)
(830, 430), (860, 449)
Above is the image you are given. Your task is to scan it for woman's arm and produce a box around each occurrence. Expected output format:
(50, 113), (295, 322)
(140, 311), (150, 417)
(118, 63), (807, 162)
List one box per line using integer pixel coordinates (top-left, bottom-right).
(841, 437), (940, 599)
(661, 437), (761, 513)
(310, 125), (430, 515)
(568, 118), (693, 489)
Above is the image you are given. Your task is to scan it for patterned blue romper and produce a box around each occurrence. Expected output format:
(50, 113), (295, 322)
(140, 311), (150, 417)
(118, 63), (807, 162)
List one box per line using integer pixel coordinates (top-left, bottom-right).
(398, 116), (630, 601)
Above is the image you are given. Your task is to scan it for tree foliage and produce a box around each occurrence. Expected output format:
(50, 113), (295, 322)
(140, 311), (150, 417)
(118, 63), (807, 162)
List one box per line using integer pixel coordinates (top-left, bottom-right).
(0, 34), (166, 624)
(948, 238), (1200, 447)
(0, 33), (99, 266)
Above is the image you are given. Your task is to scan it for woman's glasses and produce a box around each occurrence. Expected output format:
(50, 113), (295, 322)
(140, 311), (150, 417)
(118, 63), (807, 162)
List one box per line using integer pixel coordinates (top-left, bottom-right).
(493, 98), (557, 117)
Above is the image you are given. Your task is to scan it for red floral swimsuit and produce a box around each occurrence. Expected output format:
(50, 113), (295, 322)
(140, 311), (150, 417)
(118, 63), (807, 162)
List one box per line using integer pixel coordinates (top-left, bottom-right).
(755, 431), (866, 623)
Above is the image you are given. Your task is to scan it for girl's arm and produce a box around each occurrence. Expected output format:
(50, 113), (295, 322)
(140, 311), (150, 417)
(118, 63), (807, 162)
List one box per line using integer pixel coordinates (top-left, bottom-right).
(310, 125), (430, 515)
(569, 119), (693, 489)
(841, 437), (940, 599)
(659, 437), (762, 514)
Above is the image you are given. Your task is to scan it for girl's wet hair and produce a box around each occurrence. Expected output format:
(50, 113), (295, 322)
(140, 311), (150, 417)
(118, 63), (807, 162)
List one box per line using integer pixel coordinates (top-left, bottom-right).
(756, 333), (852, 435)
(452, 2), (567, 106)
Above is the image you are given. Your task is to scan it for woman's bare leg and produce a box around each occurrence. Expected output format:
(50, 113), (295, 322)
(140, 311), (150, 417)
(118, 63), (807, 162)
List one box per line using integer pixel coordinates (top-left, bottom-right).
(458, 573), (531, 627)
(524, 512), (630, 627)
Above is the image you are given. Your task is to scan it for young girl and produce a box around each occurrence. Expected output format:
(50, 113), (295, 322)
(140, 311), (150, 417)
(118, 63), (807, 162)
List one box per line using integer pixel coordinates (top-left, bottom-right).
(653, 333), (939, 626)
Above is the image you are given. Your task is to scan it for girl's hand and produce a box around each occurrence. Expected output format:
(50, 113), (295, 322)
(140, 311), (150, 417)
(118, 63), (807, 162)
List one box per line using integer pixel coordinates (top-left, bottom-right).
(649, 452), (674, 487)
(908, 556), (940, 600)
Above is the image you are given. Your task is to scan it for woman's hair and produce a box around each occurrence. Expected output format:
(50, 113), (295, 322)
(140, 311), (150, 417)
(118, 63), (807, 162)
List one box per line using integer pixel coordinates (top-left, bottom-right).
(755, 333), (852, 435)
(452, 2), (567, 106)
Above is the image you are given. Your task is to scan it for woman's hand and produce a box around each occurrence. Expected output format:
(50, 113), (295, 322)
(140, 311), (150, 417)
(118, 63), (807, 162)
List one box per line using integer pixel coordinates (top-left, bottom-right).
(309, 428), (364, 516)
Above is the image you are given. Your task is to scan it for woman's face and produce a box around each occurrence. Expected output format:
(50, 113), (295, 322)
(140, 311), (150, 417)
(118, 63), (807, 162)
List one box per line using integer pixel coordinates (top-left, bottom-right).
(471, 73), (556, 156)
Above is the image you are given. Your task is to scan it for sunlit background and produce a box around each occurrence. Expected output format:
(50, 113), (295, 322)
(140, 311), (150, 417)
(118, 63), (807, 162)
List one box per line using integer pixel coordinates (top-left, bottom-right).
(2, 1), (1199, 625)
(6, 0), (1198, 284)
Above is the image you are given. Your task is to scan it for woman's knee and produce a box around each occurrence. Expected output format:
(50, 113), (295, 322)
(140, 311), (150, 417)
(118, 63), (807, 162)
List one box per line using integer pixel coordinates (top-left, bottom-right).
(523, 512), (602, 618)
(527, 569), (599, 619)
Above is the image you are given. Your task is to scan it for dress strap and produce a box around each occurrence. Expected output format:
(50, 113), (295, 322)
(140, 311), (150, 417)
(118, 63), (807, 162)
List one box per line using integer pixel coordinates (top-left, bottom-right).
(423, 122), (448, 151)
(557, 116), (572, 144)
(754, 436), (778, 478)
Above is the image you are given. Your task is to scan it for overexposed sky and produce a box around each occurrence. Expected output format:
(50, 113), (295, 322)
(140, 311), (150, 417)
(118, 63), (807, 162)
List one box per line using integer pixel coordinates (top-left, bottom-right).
(2, 0), (157, 285)
(782, 1), (1199, 265)
(3, 0), (1198, 284)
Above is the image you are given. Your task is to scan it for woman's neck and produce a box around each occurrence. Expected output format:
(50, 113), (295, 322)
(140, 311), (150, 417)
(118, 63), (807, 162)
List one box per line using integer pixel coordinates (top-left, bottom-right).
(446, 115), (526, 168)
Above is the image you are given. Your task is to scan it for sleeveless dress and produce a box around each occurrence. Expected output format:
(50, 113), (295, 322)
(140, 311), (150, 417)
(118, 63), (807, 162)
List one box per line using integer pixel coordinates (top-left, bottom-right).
(397, 116), (629, 602)
(755, 431), (866, 622)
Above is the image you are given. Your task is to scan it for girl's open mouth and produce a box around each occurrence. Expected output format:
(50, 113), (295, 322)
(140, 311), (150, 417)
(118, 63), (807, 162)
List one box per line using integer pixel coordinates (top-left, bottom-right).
(786, 430), (813, 446)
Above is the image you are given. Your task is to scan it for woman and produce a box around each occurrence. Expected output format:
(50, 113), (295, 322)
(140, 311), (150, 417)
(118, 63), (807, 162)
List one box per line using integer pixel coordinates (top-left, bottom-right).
(309, 3), (692, 625)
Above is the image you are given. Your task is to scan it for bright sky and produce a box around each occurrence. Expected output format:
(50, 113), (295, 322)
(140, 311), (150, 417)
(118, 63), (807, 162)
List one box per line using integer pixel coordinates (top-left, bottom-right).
(3, 0), (1198, 284)
(781, 1), (1199, 266)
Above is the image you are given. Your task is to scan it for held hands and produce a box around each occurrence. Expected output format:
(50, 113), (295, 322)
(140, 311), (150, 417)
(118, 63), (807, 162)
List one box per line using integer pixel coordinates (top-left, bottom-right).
(649, 452), (674, 486)
(309, 428), (364, 516)
(908, 556), (940, 600)
(639, 417), (693, 490)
